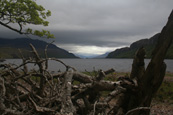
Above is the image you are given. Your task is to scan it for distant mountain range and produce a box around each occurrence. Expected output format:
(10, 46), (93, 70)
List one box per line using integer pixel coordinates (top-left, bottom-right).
(0, 38), (78, 59)
(76, 52), (110, 59)
(107, 33), (173, 59)
(93, 52), (110, 58)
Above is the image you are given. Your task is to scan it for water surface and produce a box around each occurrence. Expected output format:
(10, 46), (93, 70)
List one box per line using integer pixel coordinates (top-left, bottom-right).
(2, 59), (173, 72)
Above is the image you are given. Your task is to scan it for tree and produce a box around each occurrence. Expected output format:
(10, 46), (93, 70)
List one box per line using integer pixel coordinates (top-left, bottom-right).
(0, 0), (54, 38)
(115, 10), (173, 115)
(0, 1), (172, 114)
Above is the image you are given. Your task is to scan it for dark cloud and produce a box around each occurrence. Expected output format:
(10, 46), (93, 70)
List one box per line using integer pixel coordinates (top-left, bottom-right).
(51, 30), (131, 47)
(0, 0), (173, 56)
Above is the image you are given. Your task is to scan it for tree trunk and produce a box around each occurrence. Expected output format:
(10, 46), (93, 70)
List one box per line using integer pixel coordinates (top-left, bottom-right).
(116, 10), (173, 115)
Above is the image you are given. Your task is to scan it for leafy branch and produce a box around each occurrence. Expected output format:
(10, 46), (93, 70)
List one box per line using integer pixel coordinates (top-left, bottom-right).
(0, 0), (54, 38)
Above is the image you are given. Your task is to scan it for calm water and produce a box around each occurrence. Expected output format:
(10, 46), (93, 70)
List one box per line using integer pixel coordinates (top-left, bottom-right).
(1, 59), (173, 72)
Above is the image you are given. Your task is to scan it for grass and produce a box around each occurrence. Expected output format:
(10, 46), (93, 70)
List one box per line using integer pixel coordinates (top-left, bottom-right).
(154, 81), (173, 103)
(165, 72), (173, 77)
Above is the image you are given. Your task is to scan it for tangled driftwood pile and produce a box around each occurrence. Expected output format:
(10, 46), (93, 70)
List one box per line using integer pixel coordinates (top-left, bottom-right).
(0, 10), (173, 115)
(0, 44), (138, 115)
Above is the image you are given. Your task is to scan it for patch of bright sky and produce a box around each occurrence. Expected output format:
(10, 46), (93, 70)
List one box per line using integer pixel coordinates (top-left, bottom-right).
(56, 44), (126, 57)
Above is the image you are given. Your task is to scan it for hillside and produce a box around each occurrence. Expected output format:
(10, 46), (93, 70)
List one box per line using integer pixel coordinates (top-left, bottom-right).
(107, 33), (173, 59)
(0, 38), (78, 59)
(93, 52), (110, 58)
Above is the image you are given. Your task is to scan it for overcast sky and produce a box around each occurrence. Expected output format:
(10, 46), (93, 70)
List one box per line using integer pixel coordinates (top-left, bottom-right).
(0, 0), (173, 57)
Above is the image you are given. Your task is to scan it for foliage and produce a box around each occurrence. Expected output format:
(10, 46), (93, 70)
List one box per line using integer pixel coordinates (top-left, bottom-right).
(0, 0), (54, 38)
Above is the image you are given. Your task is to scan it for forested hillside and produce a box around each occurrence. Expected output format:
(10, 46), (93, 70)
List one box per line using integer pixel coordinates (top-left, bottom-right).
(0, 38), (78, 58)
(107, 33), (173, 59)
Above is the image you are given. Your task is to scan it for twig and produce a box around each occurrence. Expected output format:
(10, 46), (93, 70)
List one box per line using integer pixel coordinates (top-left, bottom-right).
(18, 49), (28, 73)
(93, 100), (98, 115)
(28, 96), (54, 112)
(50, 58), (76, 71)
(125, 107), (150, 115)
(30, 44), (40, 61)
(44, 41), (54, 70)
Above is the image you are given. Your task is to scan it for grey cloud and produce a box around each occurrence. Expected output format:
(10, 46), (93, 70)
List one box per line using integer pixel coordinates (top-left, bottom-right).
(0, 0), (173, 56)
(51, 30), (137, 47)
(35, 0), (173, 49)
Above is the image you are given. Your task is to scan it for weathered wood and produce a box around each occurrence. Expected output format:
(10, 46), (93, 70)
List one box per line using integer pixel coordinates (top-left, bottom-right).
(60, 71), (76, 114)
(130, 47), (145, 82)
(73, 71), (93, 83)
(0, 10), (172, 115)
(0, 77), (6, 97)
(134, 10), (173, 115)
(115, 10), (173, 115)
(125, 107), (150, 115)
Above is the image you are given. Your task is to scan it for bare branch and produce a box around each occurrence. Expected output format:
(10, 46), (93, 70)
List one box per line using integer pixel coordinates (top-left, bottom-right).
(125, 107), (150, 115)
(28, 96), (55, 112)
(0, 21), (23, 34)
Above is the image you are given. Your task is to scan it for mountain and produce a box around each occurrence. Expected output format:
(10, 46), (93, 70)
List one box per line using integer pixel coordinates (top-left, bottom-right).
(93, 52), (110, 58)
(107, 33), (173, 59)
(0, 38), (78, 59)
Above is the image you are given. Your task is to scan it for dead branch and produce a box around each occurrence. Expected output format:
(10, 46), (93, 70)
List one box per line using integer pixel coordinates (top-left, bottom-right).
(0, 10), (172, 114)
(28, 96), (55, 113)
(0, 53), (140, 115)
(125, 107), (150, 115)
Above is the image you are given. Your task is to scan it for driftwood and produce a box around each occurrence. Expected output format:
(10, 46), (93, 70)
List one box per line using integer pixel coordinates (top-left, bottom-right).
(0, 10), (172, 115)
(0, 42), (137, 115)
(0, 43), (119, 115)
(111, 10), (173, 115)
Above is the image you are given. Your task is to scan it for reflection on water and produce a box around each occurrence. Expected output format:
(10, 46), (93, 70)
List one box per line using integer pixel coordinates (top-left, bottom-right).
(1, 59), (173, 72)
